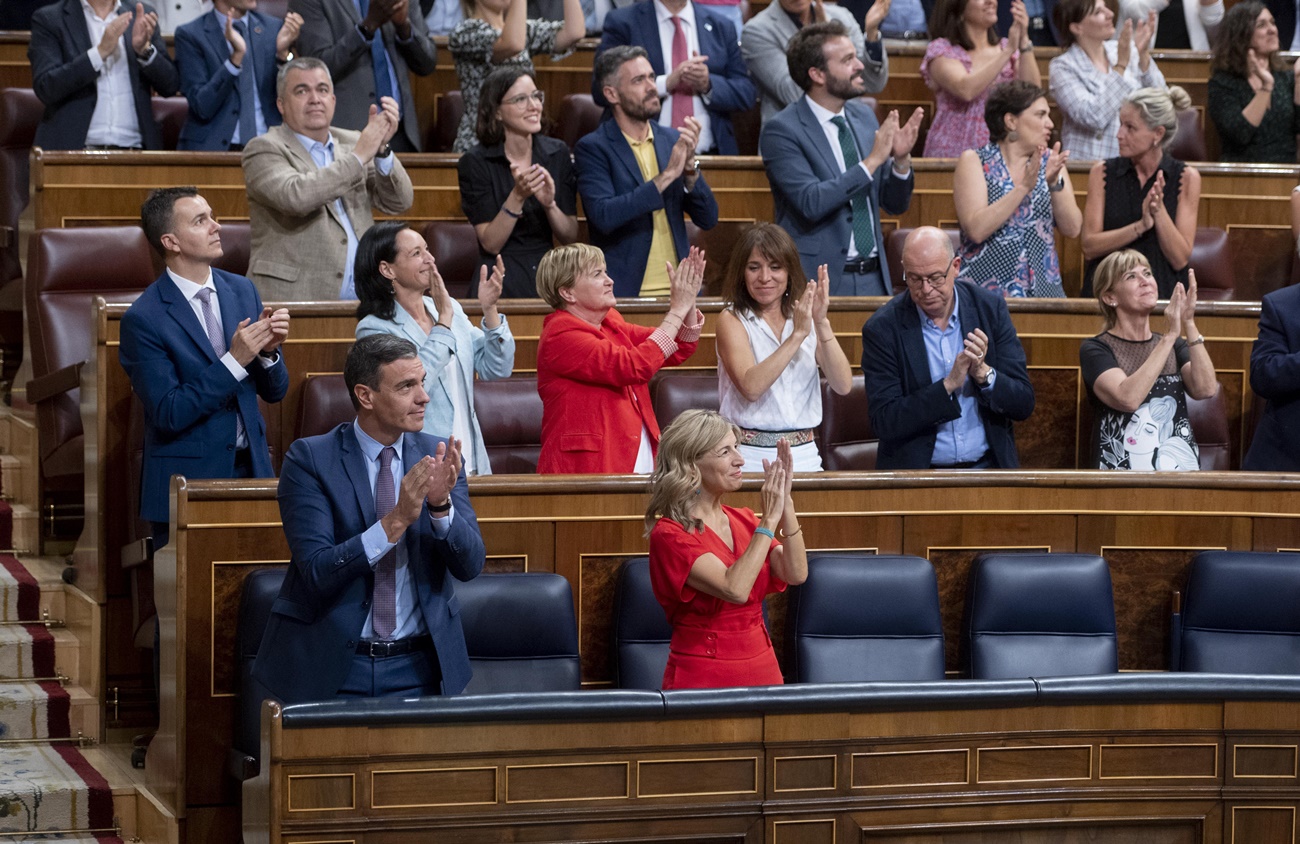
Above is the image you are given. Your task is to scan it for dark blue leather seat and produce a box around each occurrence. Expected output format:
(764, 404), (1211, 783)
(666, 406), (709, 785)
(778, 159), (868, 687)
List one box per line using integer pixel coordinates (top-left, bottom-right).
(786, 554), (945, 683)
(230, 567), (285, 781)
(965, 553), (1118, 680)
(457, 572), (581, 694)
(610, 557), (672, 690)
(1173, 551), (1300, 673)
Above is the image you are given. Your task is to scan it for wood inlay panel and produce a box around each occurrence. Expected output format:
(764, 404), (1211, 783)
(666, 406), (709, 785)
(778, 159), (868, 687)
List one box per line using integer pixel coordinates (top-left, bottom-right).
(1021, 368), (1081, 469)
(771, 818), (835, 844)
(1101, 545), (1221, 671)
(209, 559), (289, 697)
(286, 773), (355, 812)
(852, 749), (969, 789)
(1234, 745), (1299, 779)
(976, 746), (1092, 783)
(370, 767), (498, 808)
(637, 758), (758, 797)
(1231, 806), (1296, 843)
(505, 762), (629, 803)
(1098, 743), (1218, 779)
(772, 755), (837, 793)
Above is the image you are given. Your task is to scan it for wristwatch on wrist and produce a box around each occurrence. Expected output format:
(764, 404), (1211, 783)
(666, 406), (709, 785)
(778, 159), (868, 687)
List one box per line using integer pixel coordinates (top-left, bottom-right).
(1049, 176), (1067, 192)
(138, 43), (157, 61)
(684, 157), (700, 175)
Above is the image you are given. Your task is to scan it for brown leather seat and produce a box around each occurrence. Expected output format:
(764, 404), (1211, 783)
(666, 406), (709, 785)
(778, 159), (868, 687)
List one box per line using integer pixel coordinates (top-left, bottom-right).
(1167, 109), (1207, 163)
(295, 374), (355, 441)
(151, 96), (190, 151)
(0, 87), (40, 288)
(25, 227), (155, 536)
(1188, 226), (1233, 300)
(422, 220), (478, 299)
(553, 93), (604, 151)
(474, 376), (544, 474)
(885, 227), (961, 294)
(649, 370), (720, 430)
(429, 90), (464, 153)
(817, 375), (877, 470)
(1188, 381), (1231, 470)
(214, 221), (252, 279)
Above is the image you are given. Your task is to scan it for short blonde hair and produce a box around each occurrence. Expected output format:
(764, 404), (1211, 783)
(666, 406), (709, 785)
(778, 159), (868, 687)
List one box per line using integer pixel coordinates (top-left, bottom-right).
(535, 243), (607, 310)
(645, 410), (740, 535)
(1092, 249), (1152, 330)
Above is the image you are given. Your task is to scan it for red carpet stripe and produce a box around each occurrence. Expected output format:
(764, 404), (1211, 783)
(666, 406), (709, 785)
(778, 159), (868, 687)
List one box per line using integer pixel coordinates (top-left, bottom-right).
(38, 680), (71, 739)
(27, 623), (56, 678)
(0, 555), (37, 621)
(53, 743), (116, 833)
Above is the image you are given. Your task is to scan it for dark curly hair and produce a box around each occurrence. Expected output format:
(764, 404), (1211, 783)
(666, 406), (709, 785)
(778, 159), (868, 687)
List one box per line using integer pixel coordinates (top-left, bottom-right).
(1211, 1), (1282, 77)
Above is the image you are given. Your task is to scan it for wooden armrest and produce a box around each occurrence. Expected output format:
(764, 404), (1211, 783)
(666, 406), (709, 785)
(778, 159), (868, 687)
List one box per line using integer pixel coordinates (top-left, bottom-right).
(120, 537), (153, 570)
(25, 361), (84, 404)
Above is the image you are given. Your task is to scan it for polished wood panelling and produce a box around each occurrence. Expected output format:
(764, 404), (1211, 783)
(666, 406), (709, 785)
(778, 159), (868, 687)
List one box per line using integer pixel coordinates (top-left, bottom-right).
(247, 689), (1300, 843)
(162, 473), (1300, 841)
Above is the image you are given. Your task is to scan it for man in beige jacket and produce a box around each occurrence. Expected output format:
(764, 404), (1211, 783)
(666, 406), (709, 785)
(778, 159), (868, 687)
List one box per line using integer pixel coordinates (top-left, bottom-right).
(242, 55), (414, 301)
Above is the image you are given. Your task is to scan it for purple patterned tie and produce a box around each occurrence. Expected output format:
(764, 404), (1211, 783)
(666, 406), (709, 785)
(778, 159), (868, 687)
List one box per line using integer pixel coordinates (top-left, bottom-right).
(372, 445), (398, 639)
(194, 287), (246, 443)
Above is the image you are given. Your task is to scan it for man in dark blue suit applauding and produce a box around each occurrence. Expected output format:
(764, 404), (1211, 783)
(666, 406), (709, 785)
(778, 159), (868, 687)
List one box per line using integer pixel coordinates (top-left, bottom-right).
(593, 0), (756, 155)
(121, 187), (290, 548)
(760, 19), (921, 296)
(253, 335), (486, 703)
(576, 45), (718, 298)
(174, 0), (304, 150)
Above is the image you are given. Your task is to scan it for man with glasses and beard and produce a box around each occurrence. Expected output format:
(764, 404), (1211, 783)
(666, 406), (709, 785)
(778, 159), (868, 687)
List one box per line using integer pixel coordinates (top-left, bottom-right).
(759, 19), (921, 296)
(860, 226), (1035, 470)
(574, 45), (718, 298)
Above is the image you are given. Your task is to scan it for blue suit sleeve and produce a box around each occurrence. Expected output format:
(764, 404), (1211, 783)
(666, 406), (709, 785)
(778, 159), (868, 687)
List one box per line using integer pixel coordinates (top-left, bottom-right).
(683, 174), (718, 229)
(860, 311), (961, 442)
(760, 116), (873, 227)
(877, 162), (914, 216)
(174, 25), (238, 121)
(1250, 293), (1300, 399)
(434, 469), (486, 583)
(575, 135), (668, 234)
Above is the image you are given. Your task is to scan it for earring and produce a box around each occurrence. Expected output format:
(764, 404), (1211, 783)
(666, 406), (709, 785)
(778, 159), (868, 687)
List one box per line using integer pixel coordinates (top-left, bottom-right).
(1007, 129), (1019, 142)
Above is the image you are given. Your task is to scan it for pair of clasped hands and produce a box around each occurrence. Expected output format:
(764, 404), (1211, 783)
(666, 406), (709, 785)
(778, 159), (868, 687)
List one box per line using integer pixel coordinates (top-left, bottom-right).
(381, 438), (463, 542)
(228, 307), (290, 368)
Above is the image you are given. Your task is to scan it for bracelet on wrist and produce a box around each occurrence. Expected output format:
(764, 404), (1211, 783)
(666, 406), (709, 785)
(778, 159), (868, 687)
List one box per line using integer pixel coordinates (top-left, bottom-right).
(1019, 44), (1033, 54)
(429, 499), (452, 513)
(1188, 336), (1205, 347)
(753, 526), (776, 540)
(502, 205), (523, 219)
(778, 525), (803, 538)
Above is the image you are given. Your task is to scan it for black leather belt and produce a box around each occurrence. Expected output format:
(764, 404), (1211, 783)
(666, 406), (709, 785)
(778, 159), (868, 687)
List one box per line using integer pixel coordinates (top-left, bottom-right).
(85, 144), (142, 150)
(844, 256), (880, 274)
(356, 635), (431, 657)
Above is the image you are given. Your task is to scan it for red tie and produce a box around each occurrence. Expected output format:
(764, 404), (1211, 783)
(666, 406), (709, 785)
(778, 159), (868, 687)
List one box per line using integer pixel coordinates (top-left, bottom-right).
(670, 15), (694, 128)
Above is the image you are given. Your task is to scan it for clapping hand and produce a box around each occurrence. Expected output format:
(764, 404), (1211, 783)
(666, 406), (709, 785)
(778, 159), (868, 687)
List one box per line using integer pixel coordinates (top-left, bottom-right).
(425, 438), (462, 511)
(865, 109), (900, 173)
(1134, 10), (1156, 57)
(759, 442), (790, 530)
(1018, 146), (1045, 193)
(810, 264), (832, 324)
(863, 0), (891, 39)
(478, 255), (505, 311)
(277, 12), (304, 60)
(130, 3), (157, 56)
(1116, 18), (1133, 70)
(224, 13), (247, 65)
(893, 107), (924, 160)
(1045, 142), (1069, 185)
(259, 306), (290, 353)
(1182, 268), (1198, 329)
(1248, 48), (1274, 91)
(1163, 277), (1188, 331)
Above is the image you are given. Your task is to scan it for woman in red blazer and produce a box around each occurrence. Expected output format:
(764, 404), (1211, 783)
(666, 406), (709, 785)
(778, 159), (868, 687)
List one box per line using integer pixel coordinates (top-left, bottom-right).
(534, 243), (705, 474)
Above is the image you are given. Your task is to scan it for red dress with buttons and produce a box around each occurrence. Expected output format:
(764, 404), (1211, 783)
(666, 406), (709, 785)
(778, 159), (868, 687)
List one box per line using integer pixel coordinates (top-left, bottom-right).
(648, 505), (787, 689)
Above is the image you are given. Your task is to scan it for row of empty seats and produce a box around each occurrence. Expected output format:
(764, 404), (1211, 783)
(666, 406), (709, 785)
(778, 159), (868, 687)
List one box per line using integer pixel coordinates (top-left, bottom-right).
(229, 551), (1300, 778)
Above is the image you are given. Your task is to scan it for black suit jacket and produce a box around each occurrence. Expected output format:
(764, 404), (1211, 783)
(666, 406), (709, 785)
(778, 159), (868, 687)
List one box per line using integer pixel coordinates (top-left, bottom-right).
(861, 280), (1035, 469)
(29, 0), (180, 150)
(1270, 0), (1297, 51)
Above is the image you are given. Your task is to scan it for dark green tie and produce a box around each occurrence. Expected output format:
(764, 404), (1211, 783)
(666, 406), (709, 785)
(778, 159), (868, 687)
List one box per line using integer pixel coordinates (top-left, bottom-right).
(830, 115), (874, 259)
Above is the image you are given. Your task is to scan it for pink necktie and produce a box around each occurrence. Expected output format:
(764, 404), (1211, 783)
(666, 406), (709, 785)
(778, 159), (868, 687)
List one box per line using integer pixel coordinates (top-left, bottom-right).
(670, 15), (694, 128)
(372, 445), (398, 639)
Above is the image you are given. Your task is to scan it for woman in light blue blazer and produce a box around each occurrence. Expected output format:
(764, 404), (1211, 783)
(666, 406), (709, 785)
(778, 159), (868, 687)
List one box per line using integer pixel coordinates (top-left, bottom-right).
(355, 221), (515, 475)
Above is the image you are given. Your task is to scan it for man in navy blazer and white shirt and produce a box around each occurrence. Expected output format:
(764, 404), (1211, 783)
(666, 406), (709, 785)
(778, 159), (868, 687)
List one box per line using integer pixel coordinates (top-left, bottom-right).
(29, 0), (179, 149)
(120, 187), (290, 547)
(759, 19), (921, 296)
(174, 0), (304, 150)
(593, 0), (756, 155)
(253, 334), (486, 703)
(576, 45), (718, 297)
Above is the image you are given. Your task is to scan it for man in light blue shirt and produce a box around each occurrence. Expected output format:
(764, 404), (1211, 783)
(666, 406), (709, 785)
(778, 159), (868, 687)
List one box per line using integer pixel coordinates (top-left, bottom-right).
(860, 226), (1035, 469)
(242, 56), (414, 302)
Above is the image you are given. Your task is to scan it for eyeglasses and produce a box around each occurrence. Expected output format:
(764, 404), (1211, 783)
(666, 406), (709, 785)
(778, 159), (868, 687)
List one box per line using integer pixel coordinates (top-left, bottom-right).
(504, 90), (546, 108)
(903, 269), (951, 291)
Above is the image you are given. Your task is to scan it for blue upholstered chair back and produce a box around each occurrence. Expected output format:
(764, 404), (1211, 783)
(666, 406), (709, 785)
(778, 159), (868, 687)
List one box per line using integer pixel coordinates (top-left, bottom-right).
(457, 572), (581, 694)
(1174, 551), (1300, 673)
(231, 567), (286, 781)
(786, 554), (946, 683)
(611, 557), (672, 689)
(965, 553), (1118, 680)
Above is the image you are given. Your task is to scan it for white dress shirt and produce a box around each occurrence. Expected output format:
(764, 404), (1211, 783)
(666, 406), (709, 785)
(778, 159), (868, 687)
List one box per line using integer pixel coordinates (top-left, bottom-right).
(652, 0), (715, 153)
(82, 0), (145, 147)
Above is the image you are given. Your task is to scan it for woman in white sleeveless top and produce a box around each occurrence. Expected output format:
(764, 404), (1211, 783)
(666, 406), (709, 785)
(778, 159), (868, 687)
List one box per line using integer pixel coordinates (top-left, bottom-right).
(716, 224), (853, 472)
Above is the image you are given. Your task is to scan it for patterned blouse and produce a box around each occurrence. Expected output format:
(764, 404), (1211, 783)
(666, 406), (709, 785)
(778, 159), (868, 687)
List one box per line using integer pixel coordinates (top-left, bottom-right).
(920, 37), (1019, 158)
(956, 143), (1065, 298)
(448, 17), (570, 154)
